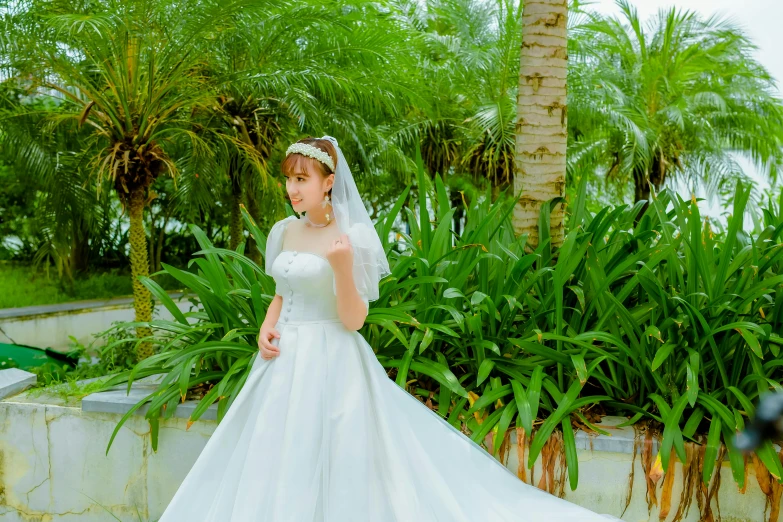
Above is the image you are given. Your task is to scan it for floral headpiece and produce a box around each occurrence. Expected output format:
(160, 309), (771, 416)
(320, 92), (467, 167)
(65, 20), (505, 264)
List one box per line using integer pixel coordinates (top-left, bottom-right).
(285, 142), (335, 171)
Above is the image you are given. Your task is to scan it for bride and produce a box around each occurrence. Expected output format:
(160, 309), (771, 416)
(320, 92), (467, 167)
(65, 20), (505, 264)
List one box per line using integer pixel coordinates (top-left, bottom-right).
(157, 136), (622, 521)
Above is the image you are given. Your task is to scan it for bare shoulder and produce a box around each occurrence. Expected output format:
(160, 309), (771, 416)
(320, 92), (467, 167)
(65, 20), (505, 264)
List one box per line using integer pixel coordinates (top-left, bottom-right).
(279, 216), (301, 245)
(284, 215), (300, 227)
(270, 214), (297, 232)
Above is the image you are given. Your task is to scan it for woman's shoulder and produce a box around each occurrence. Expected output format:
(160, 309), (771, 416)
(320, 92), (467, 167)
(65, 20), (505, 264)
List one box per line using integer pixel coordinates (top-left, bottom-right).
(270, 215), (298, 232)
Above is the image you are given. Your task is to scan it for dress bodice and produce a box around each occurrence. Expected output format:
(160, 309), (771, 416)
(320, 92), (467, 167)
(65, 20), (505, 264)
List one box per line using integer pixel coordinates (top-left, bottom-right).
(270, 250), (342, 323)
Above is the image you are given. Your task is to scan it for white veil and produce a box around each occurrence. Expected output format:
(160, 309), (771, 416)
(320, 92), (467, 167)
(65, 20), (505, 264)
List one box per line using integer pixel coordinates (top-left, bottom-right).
(320, 135), (390, 303)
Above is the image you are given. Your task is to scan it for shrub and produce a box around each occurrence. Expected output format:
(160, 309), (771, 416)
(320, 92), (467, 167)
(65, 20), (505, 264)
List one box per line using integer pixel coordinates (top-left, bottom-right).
(100, 153), (783, 497)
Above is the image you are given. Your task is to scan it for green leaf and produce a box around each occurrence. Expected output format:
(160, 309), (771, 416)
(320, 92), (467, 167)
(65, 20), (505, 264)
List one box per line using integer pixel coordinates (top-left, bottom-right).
(562, 417), (579, 490)
(566, 285), (586, 312)
(686, 349), (700, 408)
(418, 327), (435, 353)
(571, 353), (588, 385)
(702, 416), (722, 485)
(528, 366), (544, 422)
(736, 327), (763, 359)
(443, 287), (466, 299)
(528, 379), (584, 468)
(477, 359), (495, 386)
(467, 385), (512, 415)
(755, 441), (783, 482)
(395, 349), (414, 388)
(651, 342), (677, 371)
(660, 394), (689, 471)
(721, 423), (746, 488)
(511, 380), (533, 434)
(139, 276), (188, 325)
(493, 398), (518, 459)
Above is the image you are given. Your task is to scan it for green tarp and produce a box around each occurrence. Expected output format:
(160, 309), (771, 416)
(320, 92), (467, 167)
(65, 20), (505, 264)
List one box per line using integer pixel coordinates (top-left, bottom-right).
(0, 342), (78, 375)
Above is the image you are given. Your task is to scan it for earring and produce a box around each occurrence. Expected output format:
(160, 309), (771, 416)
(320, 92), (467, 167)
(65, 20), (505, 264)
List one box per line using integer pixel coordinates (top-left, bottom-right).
(322, 193), (331, 223)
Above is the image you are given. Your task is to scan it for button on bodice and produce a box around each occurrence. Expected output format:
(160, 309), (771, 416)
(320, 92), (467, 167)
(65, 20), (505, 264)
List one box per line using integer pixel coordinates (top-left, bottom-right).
(271, 250), (339, 322)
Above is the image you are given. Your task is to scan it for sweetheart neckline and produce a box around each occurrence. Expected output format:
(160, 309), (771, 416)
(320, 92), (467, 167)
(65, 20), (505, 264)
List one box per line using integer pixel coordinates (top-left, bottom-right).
(280, 249), (330, 263)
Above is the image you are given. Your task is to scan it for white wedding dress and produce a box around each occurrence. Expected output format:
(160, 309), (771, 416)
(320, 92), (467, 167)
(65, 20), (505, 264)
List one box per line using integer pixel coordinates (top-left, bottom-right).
(157, 217), (622, 522)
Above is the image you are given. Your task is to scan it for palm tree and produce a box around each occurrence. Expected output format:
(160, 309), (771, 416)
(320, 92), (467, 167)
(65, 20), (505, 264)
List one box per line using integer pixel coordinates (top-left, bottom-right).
(513, 0), (568, 249)
(569, 0), (783, 208)
(0, 87), (106, 283)
(201, 0), (421, 253)
(6, 0), (258, 359)
(407, 0), (563, 248)
(388, 0), (526, 237)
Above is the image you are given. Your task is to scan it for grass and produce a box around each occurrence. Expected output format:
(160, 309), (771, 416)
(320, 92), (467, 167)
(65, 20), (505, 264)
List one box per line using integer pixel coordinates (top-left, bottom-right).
(0, 262), (182, 309)
(23, 371), (114, 406)
(17, 331), (140, 402)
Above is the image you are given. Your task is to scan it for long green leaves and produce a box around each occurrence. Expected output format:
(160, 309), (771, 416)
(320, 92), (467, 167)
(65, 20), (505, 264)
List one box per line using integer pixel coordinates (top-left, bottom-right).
(369, 167), (783, 490)
(103, 141), (782, 494)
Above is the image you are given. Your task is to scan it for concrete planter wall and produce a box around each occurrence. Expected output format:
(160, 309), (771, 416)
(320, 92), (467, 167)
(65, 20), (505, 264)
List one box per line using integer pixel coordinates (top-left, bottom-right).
(0, 369), (776, 522)
(0, 294), (191, 352)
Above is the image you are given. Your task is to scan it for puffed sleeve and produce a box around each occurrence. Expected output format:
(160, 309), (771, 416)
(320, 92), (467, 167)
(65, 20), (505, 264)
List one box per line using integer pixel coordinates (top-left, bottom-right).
(332, 222), (383, 311)
(265, 215), (297, 294)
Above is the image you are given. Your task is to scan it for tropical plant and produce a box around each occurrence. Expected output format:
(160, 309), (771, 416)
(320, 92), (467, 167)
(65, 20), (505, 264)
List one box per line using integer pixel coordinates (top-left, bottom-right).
(399, 0), (569, 248)
(0, 87), (106, 280)
(407, 0), (510, 179)
(369, 160), (783, 512)
(568, 0), (783, 207)
(97, 145), (783, 519)
(4, 0), (265, 358)
(393, 0), (526, 231)
(200, 0), (419, 252)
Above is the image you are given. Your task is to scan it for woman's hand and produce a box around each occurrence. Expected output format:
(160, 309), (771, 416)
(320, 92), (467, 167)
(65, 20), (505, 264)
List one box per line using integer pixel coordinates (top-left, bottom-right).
(326, 233), (353, 272)
(258, 324), (281, 360)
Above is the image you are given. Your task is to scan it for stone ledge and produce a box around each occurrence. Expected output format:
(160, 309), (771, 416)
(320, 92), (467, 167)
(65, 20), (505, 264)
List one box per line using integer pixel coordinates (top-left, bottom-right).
(0, 291), (186, 320)
(0, 368), (37, 399)
(71, 384), (782, 460)
(506, 416), (656, 455)
(81, 374), (217, 422)
(574, 420), (654, 454)
(17, 372), (779, 466)
(0, 392), (768, 522)
(80, 375), (643, 454)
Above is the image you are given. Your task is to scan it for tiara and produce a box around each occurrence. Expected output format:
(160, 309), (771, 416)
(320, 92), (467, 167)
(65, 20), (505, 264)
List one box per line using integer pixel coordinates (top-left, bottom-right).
(285, 142), (335, 171)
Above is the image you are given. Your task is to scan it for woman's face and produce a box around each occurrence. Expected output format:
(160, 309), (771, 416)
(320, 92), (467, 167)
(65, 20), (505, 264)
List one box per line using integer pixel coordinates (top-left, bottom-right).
(284, 158), (334, 213)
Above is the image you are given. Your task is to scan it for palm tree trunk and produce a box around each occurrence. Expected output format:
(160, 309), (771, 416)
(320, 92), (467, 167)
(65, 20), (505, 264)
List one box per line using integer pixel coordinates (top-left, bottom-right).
(634, 166), (651, 204)
(155, 212), (170, 273)
(450, 188), (464, 240)
(128, 187), (154, 360)
(513, 0), (568, 250)
(147, 211), (157, 273)
(229, 153), (243, 250)
(229, 205), (242, 251)
(71, 219), (90, 275)
(245, 187), (262, 264)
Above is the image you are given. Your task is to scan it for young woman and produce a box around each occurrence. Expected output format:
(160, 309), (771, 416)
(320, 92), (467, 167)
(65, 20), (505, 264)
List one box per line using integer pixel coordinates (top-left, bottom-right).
(157, 136), (622, 521)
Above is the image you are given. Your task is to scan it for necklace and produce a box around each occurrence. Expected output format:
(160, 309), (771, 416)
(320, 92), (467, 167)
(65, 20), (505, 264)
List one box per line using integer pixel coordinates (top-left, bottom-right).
(303, 213), (331, 228)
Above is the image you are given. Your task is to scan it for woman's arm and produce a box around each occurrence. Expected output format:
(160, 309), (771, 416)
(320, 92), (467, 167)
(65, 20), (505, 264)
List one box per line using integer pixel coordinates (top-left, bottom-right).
(333, 264), (368, 331)
(327, 233), (368, 331)
(258, 294), (283, 359)
(263, 294), (283, 327)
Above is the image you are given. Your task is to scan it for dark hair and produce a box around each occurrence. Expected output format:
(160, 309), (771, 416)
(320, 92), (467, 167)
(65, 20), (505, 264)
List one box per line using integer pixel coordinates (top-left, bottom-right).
(281, 137), (338, 197)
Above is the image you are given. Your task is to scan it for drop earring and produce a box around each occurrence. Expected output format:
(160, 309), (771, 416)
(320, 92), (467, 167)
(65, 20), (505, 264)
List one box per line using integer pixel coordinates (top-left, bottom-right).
(321, 193), (331, 224)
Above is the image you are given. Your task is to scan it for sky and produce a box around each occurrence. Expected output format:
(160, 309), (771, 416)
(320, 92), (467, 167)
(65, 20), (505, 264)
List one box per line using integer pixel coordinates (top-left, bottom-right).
(588, 0), (783, 97)
(587, 0), (783, 220)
